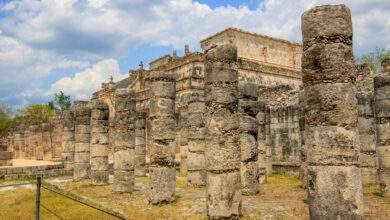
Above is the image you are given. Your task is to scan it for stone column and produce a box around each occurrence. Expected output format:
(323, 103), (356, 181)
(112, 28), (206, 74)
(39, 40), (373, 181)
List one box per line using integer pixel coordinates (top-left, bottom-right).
(13, 130), (24, 159)
(374, 58), (390, 196)
(205, 44), (241, 219)
(147, 71), (176, 204)
(357, 92), (378, 185)
(73, 101), (91, 181)
(50, 116), (63, 161)
(62, 109), (75, 170)
(264, 106), (272, 176)
(178, 112), (188, 176)
(239, 82), (259, 195)
(302, 5), (364, 219)
(135, 112), (147, 177)
(42, 123), (52, 161)
(90, 100), (110, 185)
(25, 129), (31, 159)
(187, 92), (206, 187)
(298, 90), (308, 188)
(113, 89), (136, 193)
(257, 101), (267, 184)
(35, 125), (44, 160)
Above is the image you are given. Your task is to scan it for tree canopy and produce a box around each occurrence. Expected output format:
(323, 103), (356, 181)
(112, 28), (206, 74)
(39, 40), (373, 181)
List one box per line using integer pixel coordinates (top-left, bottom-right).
(49, 91), (71, 112)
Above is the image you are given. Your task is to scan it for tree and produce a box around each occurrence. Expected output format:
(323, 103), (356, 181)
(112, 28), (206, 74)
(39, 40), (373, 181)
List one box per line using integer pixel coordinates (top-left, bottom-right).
(50, 91), (71, 112)
(21, 104), (56, 125)
(358, 48), (390, 73)
(0, 103), (12, 134)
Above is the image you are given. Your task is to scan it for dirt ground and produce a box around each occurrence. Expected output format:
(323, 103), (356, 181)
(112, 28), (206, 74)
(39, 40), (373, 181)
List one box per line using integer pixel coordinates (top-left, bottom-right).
(0, 174), (389, 220)
(5, 159), (61, 167)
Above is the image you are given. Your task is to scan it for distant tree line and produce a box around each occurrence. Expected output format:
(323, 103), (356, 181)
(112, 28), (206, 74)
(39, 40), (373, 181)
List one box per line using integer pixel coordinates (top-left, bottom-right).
(0, 91), (71, 135)
(358, 48), (390, 73)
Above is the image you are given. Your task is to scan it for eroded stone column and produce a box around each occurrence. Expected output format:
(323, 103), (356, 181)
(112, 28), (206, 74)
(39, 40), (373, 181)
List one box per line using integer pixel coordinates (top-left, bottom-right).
(374, 58), (390, 196)
(147, 71), (176, 204)
(178, 112), (188, 176)
(90, 100), (110, 185)
(187, 92), (206, 187)
(357, 92), (378, 185)
(50, 116), (63, 161)
(73, 101), (91, 181)
(135, 112), (147, 177)
(239, 82), (259, 195)
(13, 130), (24, 159)
(302, 5), (364, 219)
(264, 106), (272, 176)
(113, 89), (136, 192)
(205, 44), (241, 219)
(257, 101), (267, 184)
(62, 109), (75, 170)
(298, 90), (308, 188)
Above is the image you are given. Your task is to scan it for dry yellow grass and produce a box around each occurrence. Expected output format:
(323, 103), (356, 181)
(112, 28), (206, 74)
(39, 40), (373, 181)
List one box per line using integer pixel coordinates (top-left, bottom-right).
(0, 174), (388, 219)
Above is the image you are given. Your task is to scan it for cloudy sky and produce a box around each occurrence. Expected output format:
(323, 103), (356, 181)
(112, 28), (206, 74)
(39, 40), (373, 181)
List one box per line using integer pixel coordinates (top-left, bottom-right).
(0, 0), (389, 109)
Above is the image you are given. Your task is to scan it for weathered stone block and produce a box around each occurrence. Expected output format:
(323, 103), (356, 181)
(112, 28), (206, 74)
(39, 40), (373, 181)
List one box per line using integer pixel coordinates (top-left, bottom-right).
(90, 144), (109, 157)
(377, 145), (390, 168)
(187, 152), (205, 171)
(187, 170), (206, 187)
(149, 118), (176, 140)
(305, 83), (358, 128)
(376, 123), (390, 145)
(206, 109), (238, 136)
(239, 115), (258, 133)
(240, 133), (257, 162)
(307, 165), (364, 220)
(148, 166), (176, 204)
(302, 4), (352, 45)
(114, 149), (135, 170)
(205, 135), (240, 171)
(149, 99), (175, 118)
(149, 141), (175, 165)
(305, 126), (359, 166)
(149, 81), (176, 99)
(188, 139), (205, 152)
(206, 171), (241, 219)
(241, 161), (259, 195)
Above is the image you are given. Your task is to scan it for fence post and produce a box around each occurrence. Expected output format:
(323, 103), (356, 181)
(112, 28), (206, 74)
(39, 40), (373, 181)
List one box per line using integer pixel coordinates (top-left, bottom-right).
(35, 176), (42, 220)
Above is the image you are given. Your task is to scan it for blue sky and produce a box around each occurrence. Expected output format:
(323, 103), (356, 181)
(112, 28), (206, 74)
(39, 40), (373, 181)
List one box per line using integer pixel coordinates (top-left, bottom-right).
(0, 0), (389, 110)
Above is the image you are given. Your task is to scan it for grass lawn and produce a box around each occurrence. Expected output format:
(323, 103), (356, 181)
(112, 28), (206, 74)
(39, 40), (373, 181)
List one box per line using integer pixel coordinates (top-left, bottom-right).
(0, 174), (388, 220)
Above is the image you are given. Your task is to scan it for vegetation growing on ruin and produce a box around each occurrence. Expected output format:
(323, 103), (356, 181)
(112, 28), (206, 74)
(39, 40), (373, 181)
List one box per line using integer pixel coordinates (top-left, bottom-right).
(359, 49), (390, 73)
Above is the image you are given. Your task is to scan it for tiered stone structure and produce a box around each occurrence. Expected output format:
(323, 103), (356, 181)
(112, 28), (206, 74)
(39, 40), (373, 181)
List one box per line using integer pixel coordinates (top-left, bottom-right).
(302, 5), (364, 219)
(374, 58), (390, 197)
(113, 89), (136, 192)
(135, 112), (147, 177)
(205, 44), (241, 219)
(239, 82), (260, 195)
(90, 100), (110, 185)
(62, 109), (75, 170)
(73, 101), (91, 181)
(147, 71), (176, 204)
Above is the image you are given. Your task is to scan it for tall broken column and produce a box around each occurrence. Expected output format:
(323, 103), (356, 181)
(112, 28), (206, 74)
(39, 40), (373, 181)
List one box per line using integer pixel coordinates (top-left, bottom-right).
(302, 5), (364, 219)
(90, 100), (110, 185)
(178, 112), (188, 175)
(147, 71), (176, 204)
(205, 44), (241, 219)
(239, 82), (259, 195)
(113, 89), (136, 192)
(135, 112), (147, 177)
(298, 90), (308, 188)
(374, 58), (390, 197)
(62, 109), (75, 170)
(50, 115), (63, 161)
(73, 101), (91, 181)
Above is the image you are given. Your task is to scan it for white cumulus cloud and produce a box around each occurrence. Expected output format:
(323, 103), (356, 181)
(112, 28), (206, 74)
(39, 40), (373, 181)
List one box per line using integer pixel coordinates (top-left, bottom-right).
(48, 59), (126, 100)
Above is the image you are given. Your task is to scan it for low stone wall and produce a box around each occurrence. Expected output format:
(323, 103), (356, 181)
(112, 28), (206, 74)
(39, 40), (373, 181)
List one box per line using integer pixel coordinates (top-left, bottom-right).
(272, 162), (300, 176)
(0, 164), (72, 180)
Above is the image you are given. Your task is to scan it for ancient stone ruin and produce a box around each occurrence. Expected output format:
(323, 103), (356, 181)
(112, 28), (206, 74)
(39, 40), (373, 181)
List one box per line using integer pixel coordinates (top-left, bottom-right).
(301, 5), (364, 219)
(1, 4), (389, 219)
